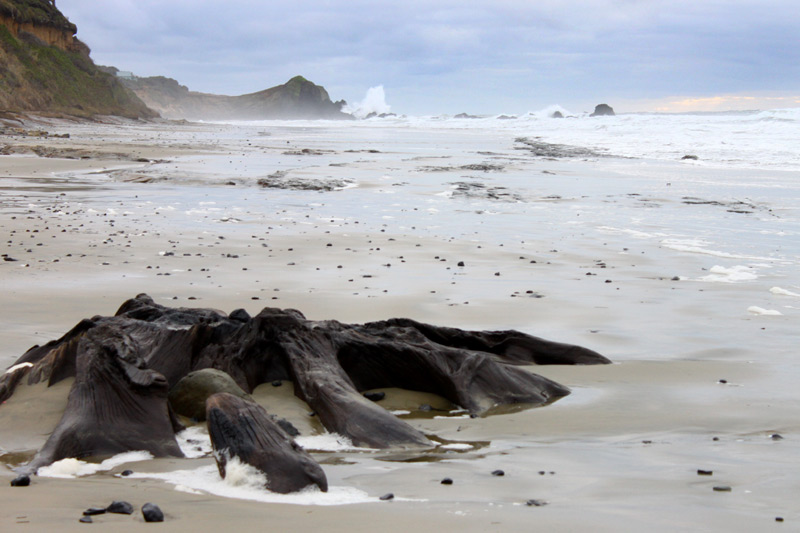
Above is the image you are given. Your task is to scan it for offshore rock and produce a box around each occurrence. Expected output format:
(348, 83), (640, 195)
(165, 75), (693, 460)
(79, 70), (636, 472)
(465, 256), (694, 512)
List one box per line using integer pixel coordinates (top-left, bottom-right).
(206, 393), (328, 493)
(590, 104), (615, 116)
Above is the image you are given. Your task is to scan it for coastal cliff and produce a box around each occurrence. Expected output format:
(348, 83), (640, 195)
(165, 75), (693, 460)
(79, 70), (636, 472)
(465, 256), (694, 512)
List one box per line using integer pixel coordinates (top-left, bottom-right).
(0, 0), (155, 118)
(120, 73), (353, 121)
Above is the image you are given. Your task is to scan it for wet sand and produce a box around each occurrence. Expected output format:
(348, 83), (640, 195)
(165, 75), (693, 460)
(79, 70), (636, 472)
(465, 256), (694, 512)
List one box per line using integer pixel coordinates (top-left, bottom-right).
(1, 117), (798, 531)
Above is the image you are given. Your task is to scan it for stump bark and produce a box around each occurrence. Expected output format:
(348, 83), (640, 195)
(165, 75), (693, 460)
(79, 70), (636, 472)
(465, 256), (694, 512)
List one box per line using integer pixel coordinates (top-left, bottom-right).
(1, 294), (611, 469)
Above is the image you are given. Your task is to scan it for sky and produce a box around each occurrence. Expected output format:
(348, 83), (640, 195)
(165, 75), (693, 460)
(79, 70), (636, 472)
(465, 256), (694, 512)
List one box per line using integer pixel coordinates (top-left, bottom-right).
(57, 0), (800, 115)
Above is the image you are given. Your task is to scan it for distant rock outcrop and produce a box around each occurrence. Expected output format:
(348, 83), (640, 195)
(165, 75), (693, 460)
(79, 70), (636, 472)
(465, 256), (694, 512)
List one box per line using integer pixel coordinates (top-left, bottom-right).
(590, 104), (615, 117)
(121, 74), (353, 121)
(0, 0), (155, 118)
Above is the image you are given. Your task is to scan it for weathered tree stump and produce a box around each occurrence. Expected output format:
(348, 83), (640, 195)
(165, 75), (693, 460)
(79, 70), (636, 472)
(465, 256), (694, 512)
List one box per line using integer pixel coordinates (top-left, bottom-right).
(0, 294), (610, 470)
(206, 392), (328, 493)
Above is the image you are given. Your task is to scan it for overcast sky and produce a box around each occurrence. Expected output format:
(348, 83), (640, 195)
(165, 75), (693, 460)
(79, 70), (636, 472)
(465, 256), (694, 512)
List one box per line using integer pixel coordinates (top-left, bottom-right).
(58, 0), (800, 115)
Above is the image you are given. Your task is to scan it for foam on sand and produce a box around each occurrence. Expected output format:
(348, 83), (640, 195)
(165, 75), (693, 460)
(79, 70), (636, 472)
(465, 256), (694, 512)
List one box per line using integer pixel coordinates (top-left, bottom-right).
(699, 265), (759, 283)
(747, 306), (783, 316)
(129, 459), (374, 506)
(37, 451), (154, 478)
(770, 286), (800, 297)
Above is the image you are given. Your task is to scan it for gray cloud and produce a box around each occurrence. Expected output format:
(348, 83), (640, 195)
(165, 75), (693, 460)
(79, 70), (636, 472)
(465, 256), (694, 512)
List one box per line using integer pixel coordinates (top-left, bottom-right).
(58, 0), (800, 113)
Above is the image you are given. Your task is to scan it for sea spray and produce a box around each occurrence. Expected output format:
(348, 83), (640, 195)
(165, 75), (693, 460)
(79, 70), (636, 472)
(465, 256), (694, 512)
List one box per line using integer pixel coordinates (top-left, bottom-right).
(344, 86), (391, 118)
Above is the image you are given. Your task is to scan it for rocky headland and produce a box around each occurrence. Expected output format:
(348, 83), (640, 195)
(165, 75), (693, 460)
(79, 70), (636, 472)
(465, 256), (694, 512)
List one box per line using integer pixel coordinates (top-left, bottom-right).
(115, 72), (353, 121)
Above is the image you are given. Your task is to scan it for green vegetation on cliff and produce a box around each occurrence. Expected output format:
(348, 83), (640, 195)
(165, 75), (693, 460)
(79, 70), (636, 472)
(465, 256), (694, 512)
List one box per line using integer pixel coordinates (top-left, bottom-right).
(0, 0), (75, 33)
(0, 1), (155, 118)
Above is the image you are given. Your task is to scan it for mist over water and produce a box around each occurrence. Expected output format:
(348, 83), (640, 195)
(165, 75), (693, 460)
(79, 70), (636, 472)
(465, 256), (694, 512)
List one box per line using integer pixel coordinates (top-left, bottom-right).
(343, 86), (391, 118)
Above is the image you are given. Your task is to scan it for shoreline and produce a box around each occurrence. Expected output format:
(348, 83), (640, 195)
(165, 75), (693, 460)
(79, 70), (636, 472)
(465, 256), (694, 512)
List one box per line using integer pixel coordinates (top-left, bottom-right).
(1, 119), (798, 530)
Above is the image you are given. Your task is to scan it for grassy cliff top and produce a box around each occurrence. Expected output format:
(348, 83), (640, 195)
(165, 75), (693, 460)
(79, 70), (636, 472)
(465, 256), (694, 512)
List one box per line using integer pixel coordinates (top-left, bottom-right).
(0, 0), (76, 33)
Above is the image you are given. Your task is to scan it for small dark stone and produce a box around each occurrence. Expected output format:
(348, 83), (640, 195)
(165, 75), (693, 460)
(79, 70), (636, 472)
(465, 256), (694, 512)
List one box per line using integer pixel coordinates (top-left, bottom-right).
(79, 516), (93, 523)
(681, 154), (699, 160)
(419, 404), (432, 412)
(718, 379), (728, 384)
(776, 517), (784, 522)
(712, 485), (732, 492)
(271, 380), (282, 387)
(363, 391), (386, 402)
(491, 469), (505, 477)
(83, 507), (107, 516)
(526, 499), (548, 507)
(771, 433), (784, 440)
(712, 437), (720, 441)
(379, 493), (395, 501)
(276, 418), (300, 437)
(142, 502), (164, 523)
(229, 308), (251, 322)
(120, 470), (133, 476)
(441, 478), (453, 485)
(697, 469), (713, 476)
(671, 276), (680, 281)
(106, 501), (134, 515)
(10, 474), (30, 487)
(457, 261), (465, 267)
(642, 440), (652, 444)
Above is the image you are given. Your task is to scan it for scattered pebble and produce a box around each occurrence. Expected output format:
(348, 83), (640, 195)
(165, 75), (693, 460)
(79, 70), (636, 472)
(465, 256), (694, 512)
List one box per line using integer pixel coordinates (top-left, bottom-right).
(441, 478), (453, 485)
(142, 502), (164, 523)
(121, 470), (133, 476)
(106, 501), (134, 515)
(79, 516), (93, 524)
(363, 391), (386, 401)
(771, 433), (784, 440)
(712, 485), (732, 492)
(10, 474), (30, 487)
(697, 469), (713, 476)
(83, 507), (106, 516)
(379, 493), (395, 501)
(526, 499), (548, 507)
(491, 469), (505, 477)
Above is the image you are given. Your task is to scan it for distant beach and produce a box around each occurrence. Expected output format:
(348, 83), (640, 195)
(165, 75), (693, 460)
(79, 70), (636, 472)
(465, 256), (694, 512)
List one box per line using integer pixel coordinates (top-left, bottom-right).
(1, 113), (798, 531)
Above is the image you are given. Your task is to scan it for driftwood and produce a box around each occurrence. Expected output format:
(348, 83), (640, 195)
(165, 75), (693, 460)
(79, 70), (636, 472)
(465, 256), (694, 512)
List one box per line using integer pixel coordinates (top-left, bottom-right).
(1, 293), (610, 472)
(206, 392), (328, 493)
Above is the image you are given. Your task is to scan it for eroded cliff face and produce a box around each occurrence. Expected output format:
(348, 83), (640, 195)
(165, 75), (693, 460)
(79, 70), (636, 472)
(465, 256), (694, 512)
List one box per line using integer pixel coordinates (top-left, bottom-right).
(0, 0), (155, 118)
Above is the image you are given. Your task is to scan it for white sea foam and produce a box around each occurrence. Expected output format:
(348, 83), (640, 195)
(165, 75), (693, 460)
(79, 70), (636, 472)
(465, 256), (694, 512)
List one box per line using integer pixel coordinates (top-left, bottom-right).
(129, 462), (374, 506)
(770, 287), (800, 297)
(37, 451), (154, 478)
(294, 433), (369, 452)
(344, 86), (391, 119)
(176, 425), (213, 458)
(4, 362), (33, 375)
(699, 265), (759, 283)
(747, 306), (783, 316)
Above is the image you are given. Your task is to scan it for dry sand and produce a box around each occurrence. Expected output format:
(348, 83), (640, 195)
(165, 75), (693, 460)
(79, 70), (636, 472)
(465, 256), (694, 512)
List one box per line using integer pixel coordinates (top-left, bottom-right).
(1, 117), (797, 531)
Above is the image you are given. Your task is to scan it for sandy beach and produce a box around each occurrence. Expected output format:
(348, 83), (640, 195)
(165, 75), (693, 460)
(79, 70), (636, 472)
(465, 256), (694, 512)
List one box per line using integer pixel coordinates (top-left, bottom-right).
(1, 116), (798, 531)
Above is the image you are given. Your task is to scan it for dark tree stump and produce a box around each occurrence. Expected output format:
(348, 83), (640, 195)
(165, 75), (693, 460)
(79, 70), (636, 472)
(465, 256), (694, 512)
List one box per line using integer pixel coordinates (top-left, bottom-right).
(1, 294), (611, 467)
(26, 324), (184, 472)
(206, 392), (328, 493)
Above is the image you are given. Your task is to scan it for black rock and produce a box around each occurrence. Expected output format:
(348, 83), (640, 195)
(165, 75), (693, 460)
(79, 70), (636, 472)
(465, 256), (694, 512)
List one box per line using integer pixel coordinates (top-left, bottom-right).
(10, 474), (30, 487)
(491, 469), (505, 477)
(276, 417), (301, 437)
(590, 104), (615, 117)
(697, 469), (713, 476)
(712, 485), (732, 492)
(551, 111), (564, 118)
(771, 433), (784, 440)
(681, 154), (699, 160)
(441, 478), (453, 485)
(526, 499), (548, 507)
(271, 380), (282, 387)
(229, 308), (251, 322)
(106, 501), (134, 514)
(79, 516), (93, 523)
(363, 391), (386, 402)
(83, 507), (107, 516)
(379, 493), (395, 501)
(457, 261), (465, 267)
(142, 502), (164, 523)
(120, 469), (134, 476)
